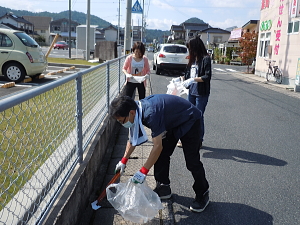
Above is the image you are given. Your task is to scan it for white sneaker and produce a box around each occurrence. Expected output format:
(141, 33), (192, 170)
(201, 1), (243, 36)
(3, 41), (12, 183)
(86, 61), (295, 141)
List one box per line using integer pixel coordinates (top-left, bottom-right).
(177, 140), (182, 147)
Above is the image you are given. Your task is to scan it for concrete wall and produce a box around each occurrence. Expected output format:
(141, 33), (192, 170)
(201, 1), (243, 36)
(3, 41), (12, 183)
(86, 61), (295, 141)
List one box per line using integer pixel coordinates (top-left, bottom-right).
(95, 41), (117, 61)
(42, 89), (125, 225)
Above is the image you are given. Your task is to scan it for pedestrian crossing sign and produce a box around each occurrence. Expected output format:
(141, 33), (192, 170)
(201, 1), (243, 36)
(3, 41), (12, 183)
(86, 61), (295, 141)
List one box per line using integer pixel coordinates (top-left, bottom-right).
(132, 0), (143, 14)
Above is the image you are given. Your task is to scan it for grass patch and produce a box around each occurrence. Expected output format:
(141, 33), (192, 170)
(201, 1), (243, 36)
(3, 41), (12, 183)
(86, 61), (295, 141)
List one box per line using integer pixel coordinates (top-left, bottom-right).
(0, 83), (76, 211)
(0, 66), (109, 211)
(47, 57), (101, 66)
(0, 59), (121, 213)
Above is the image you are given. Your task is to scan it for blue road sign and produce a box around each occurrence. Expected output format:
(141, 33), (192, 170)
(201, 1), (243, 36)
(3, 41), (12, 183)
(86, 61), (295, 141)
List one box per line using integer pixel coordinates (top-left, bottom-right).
(132, 0), (143, 14)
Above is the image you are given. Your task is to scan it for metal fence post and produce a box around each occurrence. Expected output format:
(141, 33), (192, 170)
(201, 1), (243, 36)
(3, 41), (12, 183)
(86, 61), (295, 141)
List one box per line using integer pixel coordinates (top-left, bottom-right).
(118, 58), (121, 93)
(106, 63), (110, 114)
(76, 75), (83, 163)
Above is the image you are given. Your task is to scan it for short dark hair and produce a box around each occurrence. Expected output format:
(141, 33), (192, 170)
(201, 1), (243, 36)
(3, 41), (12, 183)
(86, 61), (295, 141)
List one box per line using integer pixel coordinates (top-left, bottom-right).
(110, 95), (138, 118)
(132, 41), (145, 56)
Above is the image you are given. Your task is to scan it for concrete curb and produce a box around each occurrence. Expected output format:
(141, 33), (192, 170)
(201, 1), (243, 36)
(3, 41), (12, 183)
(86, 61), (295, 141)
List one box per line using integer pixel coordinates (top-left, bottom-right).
(48, 63), (91, 69)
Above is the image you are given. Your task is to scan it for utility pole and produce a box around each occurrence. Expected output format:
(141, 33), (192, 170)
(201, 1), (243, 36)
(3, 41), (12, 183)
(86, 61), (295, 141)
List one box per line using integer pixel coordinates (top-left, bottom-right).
(141, 0), (144, 43)
(124, 0), (132, 55)
(86, 0), (91, 60)
(68, 0), (71, 58)
(118, 0), (121, 45)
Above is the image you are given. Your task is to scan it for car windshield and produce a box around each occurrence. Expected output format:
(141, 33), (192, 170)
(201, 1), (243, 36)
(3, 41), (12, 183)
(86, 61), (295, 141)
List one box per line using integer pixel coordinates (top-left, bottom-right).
(163, 46), (187, 53)
(57, 42), (66, 45)
(14, 32), (39, 47)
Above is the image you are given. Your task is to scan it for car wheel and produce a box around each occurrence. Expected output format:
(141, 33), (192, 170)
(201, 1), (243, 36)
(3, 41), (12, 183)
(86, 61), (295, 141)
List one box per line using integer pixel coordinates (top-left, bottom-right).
(155, 63), (161, 75)
(4, 62), (26, 83)
(153, 63), (156, 70)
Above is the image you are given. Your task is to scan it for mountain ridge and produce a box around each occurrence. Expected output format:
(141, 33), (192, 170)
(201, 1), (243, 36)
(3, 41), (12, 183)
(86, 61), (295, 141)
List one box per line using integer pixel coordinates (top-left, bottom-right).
(0, 6), (207, 42)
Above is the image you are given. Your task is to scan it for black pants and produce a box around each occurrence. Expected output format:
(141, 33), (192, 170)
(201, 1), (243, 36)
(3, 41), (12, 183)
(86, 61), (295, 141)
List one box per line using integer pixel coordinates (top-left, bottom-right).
(125, 82), (145, 100)
(154, 119), (209, 198)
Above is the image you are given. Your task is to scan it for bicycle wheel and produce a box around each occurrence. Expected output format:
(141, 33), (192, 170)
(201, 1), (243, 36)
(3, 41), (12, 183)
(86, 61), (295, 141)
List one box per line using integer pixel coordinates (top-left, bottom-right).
(274, 68), (283, 84)
(266, 68), (272, 81)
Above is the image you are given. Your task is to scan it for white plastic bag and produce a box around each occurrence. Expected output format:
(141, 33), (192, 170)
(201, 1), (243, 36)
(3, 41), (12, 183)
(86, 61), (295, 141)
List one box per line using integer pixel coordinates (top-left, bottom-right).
(166, 78), (189, 96)
(126, 73), (149, 83)
(106, 179), (163, 224)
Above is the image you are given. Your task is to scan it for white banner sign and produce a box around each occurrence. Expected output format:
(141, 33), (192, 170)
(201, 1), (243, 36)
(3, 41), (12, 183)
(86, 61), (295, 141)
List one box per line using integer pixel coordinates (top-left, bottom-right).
(291, 0), (299, 17)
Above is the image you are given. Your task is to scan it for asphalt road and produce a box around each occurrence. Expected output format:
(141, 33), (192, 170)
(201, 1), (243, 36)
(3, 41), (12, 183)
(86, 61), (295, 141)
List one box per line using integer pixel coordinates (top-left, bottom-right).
(41, 47), (85, 59)
(149, 61), (300, 225)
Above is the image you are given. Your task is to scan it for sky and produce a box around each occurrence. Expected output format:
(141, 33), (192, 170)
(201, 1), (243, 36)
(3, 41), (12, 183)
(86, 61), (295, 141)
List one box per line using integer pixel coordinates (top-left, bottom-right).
(0, 0), (262, 30)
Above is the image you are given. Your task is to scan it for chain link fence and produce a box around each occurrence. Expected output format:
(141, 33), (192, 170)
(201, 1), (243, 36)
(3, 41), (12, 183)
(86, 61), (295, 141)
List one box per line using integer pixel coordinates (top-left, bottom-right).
(0, 55), (126, 225)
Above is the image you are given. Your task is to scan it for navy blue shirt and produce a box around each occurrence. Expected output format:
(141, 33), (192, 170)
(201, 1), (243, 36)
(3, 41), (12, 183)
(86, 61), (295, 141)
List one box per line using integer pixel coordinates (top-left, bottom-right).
(139, 94), (201, 139)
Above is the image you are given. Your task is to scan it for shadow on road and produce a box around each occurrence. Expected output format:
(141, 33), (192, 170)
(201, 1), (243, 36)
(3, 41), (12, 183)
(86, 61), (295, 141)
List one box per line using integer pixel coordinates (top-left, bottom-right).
(202, 146), (287, 166)
(171, 194), (273, 225)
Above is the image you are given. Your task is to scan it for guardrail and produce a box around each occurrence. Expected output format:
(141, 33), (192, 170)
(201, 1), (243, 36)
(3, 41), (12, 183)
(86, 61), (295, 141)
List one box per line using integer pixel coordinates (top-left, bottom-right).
(0, 55), (126, 225)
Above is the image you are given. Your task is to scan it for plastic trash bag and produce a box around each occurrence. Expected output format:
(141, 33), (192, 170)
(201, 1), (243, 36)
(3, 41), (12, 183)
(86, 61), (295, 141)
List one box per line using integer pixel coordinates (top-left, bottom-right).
(106, 179), (163, 224)
(126, 74), (149, 83)
(166, 77), (189, 96)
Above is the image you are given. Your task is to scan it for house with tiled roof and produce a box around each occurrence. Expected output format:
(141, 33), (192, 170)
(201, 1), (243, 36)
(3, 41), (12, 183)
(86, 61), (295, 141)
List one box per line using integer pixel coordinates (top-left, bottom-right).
(0, 12), (34, 35)
(170, 22), (211, 42)
(170, 25), (185, 41)
(201, 27), (231, 47)
(50, 18), (80, 48)
(170, 22), (230, 49)
(23, 16), (52, 45)
(181, 22), (211, 40)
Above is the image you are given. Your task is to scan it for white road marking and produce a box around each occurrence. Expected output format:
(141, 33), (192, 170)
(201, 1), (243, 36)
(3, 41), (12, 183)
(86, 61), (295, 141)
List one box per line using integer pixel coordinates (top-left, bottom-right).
(214, 68), (226, 72)
(44, 75), (62, 79)
(226, 69), (237, 72)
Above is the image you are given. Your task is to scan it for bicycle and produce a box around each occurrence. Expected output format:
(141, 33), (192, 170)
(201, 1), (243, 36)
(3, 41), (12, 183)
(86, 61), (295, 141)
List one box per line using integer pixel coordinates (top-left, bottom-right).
(264, 59), (283, 84)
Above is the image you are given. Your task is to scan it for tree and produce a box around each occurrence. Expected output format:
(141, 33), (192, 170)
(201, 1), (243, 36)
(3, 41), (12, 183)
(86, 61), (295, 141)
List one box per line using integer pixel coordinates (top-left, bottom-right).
(239, 31), (258, 73)
(35, 35), (45, 43)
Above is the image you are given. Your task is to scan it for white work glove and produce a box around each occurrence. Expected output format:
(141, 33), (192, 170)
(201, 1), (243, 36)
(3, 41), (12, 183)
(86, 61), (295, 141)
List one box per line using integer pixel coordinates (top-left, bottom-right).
(172, 77), (181, 83)
(132, 171), (146, 184)
(115, 157), (128, 175)
(131, 167), (148, 184)
(182, 78), (196, 88)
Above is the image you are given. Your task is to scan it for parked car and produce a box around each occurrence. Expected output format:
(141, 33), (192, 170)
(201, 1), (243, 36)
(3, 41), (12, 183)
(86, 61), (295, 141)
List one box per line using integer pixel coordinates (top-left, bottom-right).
(53, 41), (69, 50)
(153, 44), (189, 75)
(147, 46), (154, 52)
(0, 28), (47, 83)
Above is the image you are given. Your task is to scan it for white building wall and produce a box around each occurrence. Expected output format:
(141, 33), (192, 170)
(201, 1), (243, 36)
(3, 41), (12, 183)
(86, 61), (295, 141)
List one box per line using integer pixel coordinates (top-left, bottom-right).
(76, 25), (97, 51)
(104, 30), (117, 42)
(36, 29), (51, 45)
(256, 0), (300, 87)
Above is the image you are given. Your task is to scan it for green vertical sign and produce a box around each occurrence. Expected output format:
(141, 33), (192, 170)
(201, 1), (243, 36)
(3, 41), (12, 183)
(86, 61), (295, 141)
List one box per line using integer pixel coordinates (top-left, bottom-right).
(295, 58), (300, 85)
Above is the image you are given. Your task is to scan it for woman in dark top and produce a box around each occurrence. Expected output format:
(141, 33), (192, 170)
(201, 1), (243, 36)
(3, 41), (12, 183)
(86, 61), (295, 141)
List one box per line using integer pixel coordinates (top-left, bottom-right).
(181, 36), (212, 146)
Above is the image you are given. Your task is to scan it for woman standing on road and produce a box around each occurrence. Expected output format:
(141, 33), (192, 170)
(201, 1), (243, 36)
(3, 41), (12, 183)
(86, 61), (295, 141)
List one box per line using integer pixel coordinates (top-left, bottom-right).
(178, 36), (212, 147)
(122, 41), (150, 100)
